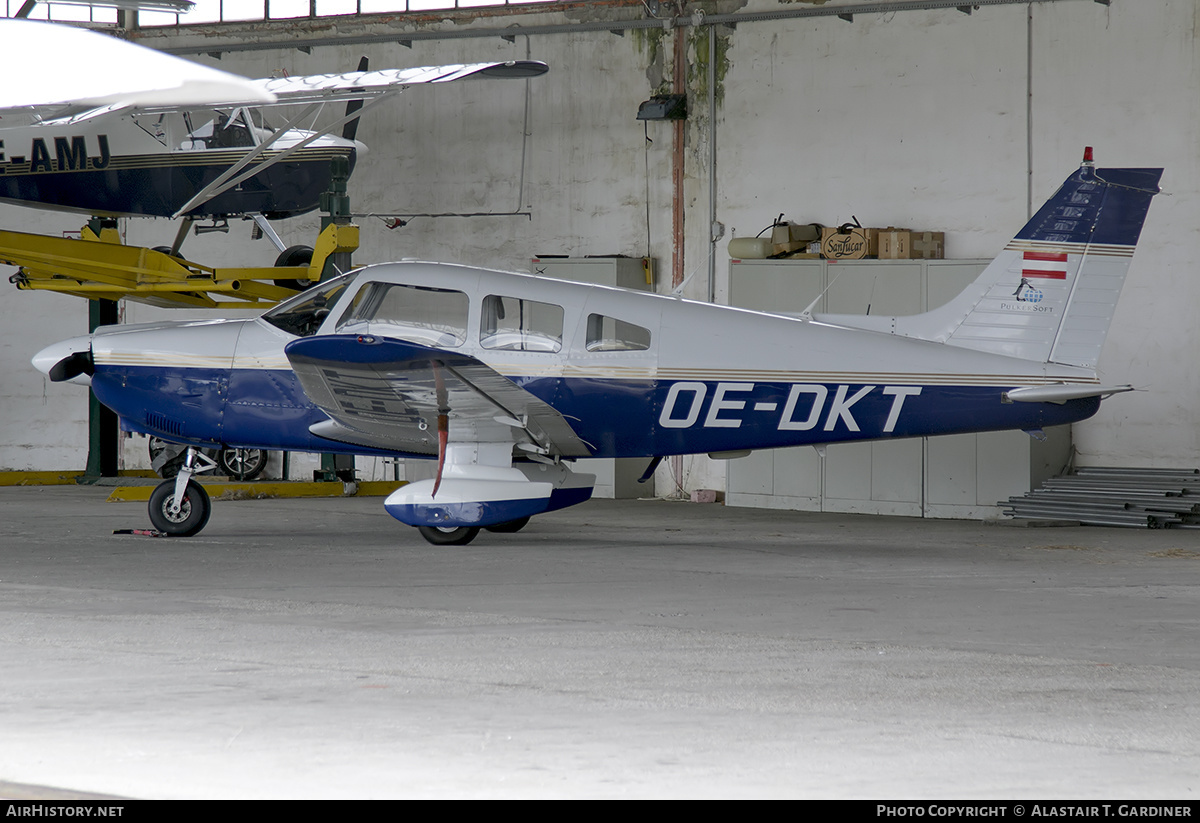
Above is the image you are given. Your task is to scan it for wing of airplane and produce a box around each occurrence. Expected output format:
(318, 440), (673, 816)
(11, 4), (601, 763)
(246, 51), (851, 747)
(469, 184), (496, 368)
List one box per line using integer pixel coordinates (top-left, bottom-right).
(244, 61), (550, 107)
(0, 19), (275, 118)
(284, 333), (591, 460)
(285, 334), (594, 539)
(108, 60), (550, 117)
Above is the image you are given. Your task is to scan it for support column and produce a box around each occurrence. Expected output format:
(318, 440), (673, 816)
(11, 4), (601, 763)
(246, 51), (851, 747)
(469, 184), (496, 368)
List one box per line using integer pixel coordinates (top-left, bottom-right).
(86, 298), (119, 478)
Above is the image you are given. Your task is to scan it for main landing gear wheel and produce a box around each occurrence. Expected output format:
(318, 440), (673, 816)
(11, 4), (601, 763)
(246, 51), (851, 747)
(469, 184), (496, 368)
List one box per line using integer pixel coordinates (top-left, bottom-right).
(148, 479), (211, 537)
(485, 516), (530, 533)
(417, 525), (481, 546)
(273, 244), (314, 291)
(218, 448), (267, 481)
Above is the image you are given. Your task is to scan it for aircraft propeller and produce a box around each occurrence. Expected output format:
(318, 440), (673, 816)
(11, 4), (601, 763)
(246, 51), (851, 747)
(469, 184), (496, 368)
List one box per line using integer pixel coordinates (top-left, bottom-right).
(430, 357), (449, 499)
(48, 349), (94, 383)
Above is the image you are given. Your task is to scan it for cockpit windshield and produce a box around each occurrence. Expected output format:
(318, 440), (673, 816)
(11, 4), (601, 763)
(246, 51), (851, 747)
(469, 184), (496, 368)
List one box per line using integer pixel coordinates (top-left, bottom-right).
(261, 273), (356, 337)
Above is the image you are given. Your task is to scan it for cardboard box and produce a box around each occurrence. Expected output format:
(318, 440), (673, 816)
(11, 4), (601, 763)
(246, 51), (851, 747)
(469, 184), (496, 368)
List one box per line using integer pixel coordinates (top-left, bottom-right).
(820, 226), (877, 260)
(771, 240), (811, 256)
(770, 223), (820, 244)
(910, 231), (944, 259)
(878, 228), (913, 260)
(877, 229), (945, 259)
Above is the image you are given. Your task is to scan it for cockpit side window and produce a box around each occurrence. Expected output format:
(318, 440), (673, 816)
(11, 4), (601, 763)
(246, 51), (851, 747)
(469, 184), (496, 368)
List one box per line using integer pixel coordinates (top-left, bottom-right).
(336, 282), (469, 348)
(479, 295), (564, 353)
(585, 313), (652, 352)
(261, 276), (352, 337)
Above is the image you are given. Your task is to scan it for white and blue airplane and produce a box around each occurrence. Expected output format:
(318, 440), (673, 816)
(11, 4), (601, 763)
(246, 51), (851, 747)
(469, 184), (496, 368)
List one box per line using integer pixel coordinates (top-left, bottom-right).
(32, 150), (1162, 544)
(0, 19), (546, 225)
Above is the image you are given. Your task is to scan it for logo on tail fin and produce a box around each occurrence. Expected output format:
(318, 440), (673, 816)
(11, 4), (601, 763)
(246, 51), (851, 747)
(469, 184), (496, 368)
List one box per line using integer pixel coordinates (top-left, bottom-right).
(1012, 278), (1044, 303)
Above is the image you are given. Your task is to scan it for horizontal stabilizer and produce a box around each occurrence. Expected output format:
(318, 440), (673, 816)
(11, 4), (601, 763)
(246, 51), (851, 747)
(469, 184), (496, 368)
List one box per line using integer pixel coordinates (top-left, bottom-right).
(1004, 384), (1133, 404)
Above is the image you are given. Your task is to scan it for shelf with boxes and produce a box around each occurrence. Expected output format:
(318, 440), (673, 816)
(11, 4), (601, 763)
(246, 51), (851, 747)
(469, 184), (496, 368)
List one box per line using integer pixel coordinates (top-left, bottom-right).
(728, 221), (946, 261)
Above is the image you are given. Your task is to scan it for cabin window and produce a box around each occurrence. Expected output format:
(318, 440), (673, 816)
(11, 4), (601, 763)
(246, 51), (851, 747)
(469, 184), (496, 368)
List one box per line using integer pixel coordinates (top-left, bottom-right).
(210, 115), (255, 148)
(261, 275), (353, 337)
(585, 314), (652, 352)
(337, 283), (469, 347)
(479, 295), (564, 353)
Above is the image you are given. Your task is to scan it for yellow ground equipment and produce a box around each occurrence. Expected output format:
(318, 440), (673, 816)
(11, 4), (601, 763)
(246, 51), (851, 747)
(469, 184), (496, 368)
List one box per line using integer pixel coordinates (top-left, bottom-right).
(3, 221), (359, 308)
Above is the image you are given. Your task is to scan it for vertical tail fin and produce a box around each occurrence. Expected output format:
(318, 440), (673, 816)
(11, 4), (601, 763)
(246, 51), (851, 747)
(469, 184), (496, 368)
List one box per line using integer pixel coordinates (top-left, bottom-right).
(889, 151), (1162, 369)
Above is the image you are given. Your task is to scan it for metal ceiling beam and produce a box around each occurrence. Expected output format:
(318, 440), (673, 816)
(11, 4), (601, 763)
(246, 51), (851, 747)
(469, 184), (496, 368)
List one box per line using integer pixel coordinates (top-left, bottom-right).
(147, 0), (1107, 56)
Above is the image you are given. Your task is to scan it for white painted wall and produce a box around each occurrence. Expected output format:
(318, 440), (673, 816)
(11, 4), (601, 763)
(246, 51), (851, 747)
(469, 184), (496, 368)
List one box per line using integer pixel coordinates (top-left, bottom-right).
(2, 0), (1196, 489)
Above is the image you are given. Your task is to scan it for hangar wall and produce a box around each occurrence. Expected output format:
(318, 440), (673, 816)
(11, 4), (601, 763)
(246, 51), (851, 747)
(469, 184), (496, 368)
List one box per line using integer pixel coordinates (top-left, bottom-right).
(1, 0), (1196, 502)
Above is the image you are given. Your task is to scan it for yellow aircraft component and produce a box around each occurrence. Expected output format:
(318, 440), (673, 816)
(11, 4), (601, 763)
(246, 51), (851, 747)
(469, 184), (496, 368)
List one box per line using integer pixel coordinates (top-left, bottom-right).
(1, 221), (359, 309)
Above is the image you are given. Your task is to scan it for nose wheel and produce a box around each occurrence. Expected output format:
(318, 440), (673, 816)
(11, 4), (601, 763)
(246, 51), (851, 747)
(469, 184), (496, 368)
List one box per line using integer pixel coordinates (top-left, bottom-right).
(147, 447), (216, 536)
(148, 478), (211, 536)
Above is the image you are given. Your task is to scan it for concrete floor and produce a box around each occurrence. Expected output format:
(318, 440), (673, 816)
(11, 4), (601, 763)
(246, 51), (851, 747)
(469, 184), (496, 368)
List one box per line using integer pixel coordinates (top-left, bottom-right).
(0, 485), (1198, 799)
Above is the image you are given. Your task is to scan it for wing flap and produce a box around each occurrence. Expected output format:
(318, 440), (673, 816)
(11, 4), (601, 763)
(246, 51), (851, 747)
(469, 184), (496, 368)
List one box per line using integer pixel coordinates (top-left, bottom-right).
(285, 334), (590, 458)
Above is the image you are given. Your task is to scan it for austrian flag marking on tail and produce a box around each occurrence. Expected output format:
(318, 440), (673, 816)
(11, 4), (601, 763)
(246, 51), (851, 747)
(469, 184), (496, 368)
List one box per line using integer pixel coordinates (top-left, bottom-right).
(1022, 250), (1069, 280)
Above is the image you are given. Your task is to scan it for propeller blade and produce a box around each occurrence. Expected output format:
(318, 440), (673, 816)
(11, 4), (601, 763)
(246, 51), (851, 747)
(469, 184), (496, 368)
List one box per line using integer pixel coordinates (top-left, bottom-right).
(48, 350), (94, 383)
(431, 413), (448, 499)
(430, 358), (449, 499)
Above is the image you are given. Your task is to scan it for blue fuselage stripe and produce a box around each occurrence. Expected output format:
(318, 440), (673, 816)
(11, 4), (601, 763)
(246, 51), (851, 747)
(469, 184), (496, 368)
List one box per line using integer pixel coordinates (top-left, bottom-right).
(0, 152), (354, 218)
(93, 365), (1100, 458)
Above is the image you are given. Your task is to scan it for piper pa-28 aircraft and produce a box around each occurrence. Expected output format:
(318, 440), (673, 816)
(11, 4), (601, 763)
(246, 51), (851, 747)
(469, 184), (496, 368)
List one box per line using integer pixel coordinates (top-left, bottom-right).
(33, 150), (1162, 544)
(0, 19), (546, 227)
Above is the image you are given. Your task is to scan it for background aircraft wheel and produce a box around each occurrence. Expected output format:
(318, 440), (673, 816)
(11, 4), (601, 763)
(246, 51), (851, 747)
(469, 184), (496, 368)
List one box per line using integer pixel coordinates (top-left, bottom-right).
(148, 436), (184, 478)
(148, 479), (211, 537)
(148, 437), (166, 460)
(417, 525), (480, 546)
(218, 448), (267, 481)
(485, 516), (530, 533)
(273, 245), (314, 291)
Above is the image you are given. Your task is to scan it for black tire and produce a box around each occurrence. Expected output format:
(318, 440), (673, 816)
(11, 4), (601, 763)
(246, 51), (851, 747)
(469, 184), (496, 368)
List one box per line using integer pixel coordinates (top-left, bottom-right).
(218, 448), (267, 481)
(148, 479), (212, 537)
(485, 516), (530, 533)
(273, 244), (314, 291)
(417, 525), (480, 546)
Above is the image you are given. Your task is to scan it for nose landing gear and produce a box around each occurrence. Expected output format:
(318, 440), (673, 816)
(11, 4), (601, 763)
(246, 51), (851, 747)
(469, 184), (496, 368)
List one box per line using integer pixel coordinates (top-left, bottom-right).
(148, 447), (216, 536)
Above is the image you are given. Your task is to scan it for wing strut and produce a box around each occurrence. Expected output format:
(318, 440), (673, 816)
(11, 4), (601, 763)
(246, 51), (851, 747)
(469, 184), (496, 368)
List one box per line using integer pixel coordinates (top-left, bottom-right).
(170, 92), (398, 218)
(169, 101), (318, 218)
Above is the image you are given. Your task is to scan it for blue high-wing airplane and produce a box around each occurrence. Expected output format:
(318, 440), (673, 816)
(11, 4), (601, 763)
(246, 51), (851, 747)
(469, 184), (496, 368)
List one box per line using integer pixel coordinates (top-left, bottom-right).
(0, 19), (547, 223)
(33, 150), (1162, 544)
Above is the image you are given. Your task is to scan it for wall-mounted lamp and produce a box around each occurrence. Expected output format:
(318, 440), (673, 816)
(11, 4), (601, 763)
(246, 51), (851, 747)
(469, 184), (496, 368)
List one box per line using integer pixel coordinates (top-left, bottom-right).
(637, 94), (687, 121)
